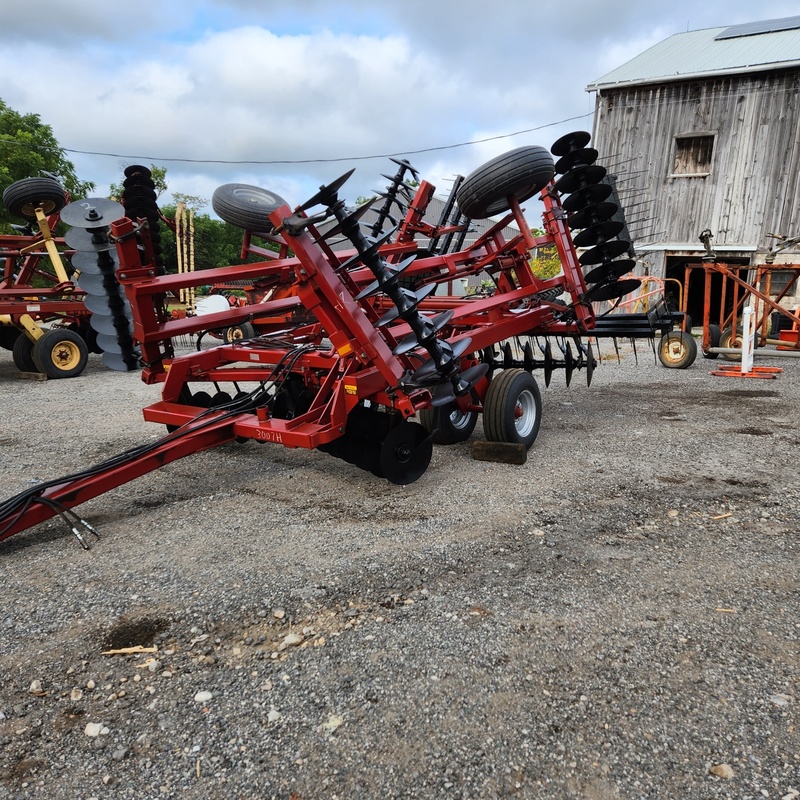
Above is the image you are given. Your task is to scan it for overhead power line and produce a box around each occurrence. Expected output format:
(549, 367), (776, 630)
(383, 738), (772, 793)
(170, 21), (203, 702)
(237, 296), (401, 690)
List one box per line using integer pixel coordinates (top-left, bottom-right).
(0, 111), (594, 166)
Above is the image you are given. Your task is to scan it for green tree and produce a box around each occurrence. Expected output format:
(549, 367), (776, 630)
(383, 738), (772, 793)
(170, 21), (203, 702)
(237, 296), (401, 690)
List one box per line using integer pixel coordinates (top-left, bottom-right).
(0, 98), (95, 231)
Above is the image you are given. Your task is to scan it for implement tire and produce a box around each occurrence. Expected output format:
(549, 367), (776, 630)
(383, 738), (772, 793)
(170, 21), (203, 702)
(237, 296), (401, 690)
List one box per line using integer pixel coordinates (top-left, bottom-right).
(212, 184), (287, 232)
(456, 147), (555, 220)
(3, 177), (68, 221)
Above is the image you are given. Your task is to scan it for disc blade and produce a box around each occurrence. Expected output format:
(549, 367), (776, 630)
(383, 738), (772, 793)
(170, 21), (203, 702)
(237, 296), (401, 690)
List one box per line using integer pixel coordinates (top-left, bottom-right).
(572, 220), (625, 249)
(60, 198), (125, 228)
(583, 277), (641, 303)
(69, 249), (119, 275)
(377, 421), (432, 485)
(561, 183), (613, 213)
(567, 201), (619, 230)
(96, 332), (124, 354)
(298, 169), (355, 211)
(578, 239), (631, 266)
(553, 165), (607, 195)
(554, 148), (598, 175)
(583, 259), (635, 284)
(551, 130), (591, 157)
(102, 349), (139, 372)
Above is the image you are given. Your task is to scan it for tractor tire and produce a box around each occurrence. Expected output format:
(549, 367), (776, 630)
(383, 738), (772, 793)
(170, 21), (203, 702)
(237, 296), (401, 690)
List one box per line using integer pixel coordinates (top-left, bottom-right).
(211, 184), (288, 232)
(0, 326), (21, 351)
(3, 177), (68, 221)
(419, 402), (478, 445)
(456, 146), (555, 220)
(657, 330), (697, 369)
(701, 323), (721, 360)
(222, 321), (256, 342)
(12, 334), (38, 373)
(32, 329), (89, 378)
(483, 368), (542, 449)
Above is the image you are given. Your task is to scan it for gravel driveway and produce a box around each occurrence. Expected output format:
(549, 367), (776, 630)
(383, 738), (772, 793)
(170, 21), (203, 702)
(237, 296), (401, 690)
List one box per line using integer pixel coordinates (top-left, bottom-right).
(0, 340), (797, 799)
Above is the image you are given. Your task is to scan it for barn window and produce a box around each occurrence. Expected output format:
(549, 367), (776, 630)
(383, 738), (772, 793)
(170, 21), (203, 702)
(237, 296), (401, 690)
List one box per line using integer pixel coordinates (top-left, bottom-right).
(672, 135), (714, 176)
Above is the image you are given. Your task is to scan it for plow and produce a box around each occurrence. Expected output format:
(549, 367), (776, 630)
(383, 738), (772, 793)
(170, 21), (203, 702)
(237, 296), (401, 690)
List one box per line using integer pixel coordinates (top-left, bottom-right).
(0, 132), (687, 545)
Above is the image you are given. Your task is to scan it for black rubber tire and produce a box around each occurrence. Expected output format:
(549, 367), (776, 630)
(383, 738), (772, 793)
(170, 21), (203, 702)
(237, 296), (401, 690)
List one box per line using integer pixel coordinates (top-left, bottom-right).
(456, 146), (555, 220)
(12, 333), (38, 372)
(701, 323), (721, 360)
(32, 329), (89, 378)
(0, 326), (21, 351)
(2, 177), (68, 221)
(657, 330), (698, 369)
(211, 184), (288, 232)
(720, 326), (744, 362)
(482, 368), (542, 449)
(419, 403), (478, 445)
(222, 321), (256, 342)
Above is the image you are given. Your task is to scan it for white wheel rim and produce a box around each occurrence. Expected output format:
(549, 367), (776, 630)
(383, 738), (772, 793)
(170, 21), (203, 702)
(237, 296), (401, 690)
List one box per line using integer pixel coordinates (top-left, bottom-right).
(514, 389), (537, 437)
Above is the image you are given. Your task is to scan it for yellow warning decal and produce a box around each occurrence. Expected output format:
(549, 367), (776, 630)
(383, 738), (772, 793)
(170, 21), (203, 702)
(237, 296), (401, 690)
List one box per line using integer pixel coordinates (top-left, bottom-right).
(337, 342), (354, 357)
(344, 383), (358, 395)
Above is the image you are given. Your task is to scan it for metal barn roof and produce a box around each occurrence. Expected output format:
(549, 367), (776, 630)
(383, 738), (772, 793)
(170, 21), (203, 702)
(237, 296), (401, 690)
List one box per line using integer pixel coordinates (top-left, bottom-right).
(586, 16), (800, 91)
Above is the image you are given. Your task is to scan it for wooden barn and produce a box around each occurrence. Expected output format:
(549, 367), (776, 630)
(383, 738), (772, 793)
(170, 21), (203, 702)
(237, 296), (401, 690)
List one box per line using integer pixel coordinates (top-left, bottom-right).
(586, 15), (800, 323)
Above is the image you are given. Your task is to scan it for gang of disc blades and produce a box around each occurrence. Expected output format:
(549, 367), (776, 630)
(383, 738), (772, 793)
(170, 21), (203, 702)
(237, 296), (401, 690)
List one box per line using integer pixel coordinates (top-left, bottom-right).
(375, 282), (437, 327)
(59, 198), (125, 229)
(567, 201), (619, 230)
(562, 183), (613, 212)
(553, 164), (608, 195)
(572, 220), (625, 249)
(578, 238), (631, 266)
(583, 259), (636, 284)
(551, 130), (591, 157)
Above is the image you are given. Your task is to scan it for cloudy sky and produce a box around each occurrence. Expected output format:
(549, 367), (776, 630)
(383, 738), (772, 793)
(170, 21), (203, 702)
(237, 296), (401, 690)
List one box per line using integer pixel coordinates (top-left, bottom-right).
(1, 0), (797, 215)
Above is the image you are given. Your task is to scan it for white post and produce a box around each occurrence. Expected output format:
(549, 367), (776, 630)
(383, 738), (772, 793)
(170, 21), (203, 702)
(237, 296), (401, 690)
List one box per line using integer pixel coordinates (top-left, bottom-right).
(741, 304), (755, 373)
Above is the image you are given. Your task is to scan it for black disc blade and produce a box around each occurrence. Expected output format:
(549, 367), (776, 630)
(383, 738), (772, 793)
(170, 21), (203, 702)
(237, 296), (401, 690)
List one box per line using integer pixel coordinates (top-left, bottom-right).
(583, 277), (641, 303)
(554, 148), (598, 175)
(375, 283), (437, 327)
(561, 183), (613, 212)
(298, 169), (355, 211)
(377, 421), (433, 485)
(553, 165), (608, 195)
(583, 259), (635, 284)
(551, 130), (591, 157)
(572, 220), (625, 249)
(578, 239), (631, 266)
(567, 201), (619, 230)
(393, 309), (454, 355)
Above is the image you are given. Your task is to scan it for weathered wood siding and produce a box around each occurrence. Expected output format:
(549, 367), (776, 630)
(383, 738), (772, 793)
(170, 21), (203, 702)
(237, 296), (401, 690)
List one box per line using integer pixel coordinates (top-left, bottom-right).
(591, 69), (800, 255)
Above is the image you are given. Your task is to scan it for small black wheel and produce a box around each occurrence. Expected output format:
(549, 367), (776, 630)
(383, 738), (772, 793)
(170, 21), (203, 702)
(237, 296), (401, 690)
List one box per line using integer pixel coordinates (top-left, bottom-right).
(720, 326), (745, 362)
(211, 184), (287, 232)
(12, 333), (38, 372)
(32, 329), (89, 378)
(222, 321), (256, 342)
(419, 402), (478, 444)
(3, 177), (68, 221)
(658, 330), (697, 369)
(701, 323), (721, 360)
(483, 368), (542, 449)
(456, 146), (555, 220)
(0, 326), (21, 351)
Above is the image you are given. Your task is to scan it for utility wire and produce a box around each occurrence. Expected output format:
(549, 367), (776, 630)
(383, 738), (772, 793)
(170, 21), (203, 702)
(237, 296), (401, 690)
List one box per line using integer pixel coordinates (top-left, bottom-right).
(0, 111), (595, 166)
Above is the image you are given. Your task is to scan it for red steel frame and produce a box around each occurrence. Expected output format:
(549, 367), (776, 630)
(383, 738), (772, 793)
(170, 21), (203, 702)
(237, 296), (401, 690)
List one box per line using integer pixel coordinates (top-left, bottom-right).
(1, 177), (600, 541)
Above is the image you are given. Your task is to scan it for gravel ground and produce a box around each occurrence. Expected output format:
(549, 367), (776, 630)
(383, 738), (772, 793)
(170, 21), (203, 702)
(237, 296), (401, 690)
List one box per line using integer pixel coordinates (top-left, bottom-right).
(0, 339), (798, 799)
